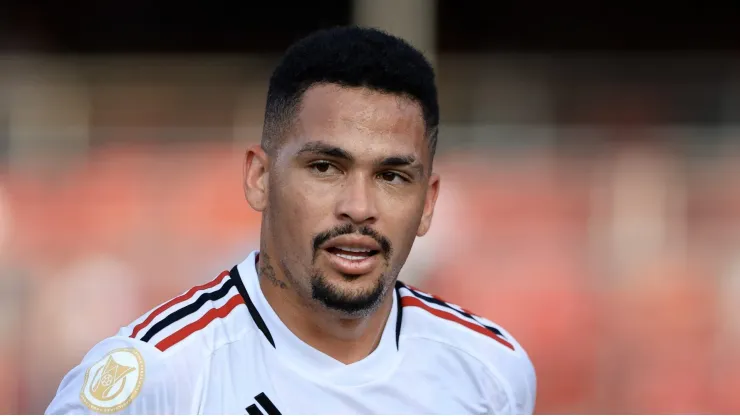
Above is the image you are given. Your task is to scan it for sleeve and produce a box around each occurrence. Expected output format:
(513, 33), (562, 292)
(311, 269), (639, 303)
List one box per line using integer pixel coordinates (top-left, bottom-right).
(45, 336), (194, 415)
(506, 350), (537, 414)
(483, 334), (537, 415)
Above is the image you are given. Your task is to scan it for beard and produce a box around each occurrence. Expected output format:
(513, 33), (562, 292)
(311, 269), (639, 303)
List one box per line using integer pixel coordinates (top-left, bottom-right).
(309, 270), (388, 317)
(307, 223), (394, 316)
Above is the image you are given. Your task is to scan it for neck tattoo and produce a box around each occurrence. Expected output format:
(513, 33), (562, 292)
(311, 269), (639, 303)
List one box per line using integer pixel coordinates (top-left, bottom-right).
(259, 253), (288, 289)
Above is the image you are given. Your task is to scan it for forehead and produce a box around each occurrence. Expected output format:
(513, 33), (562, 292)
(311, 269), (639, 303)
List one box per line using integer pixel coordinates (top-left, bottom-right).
(287, 84), (427, 157)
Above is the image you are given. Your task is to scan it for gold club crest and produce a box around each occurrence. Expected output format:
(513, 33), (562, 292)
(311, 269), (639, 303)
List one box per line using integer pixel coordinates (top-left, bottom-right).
(80, 347), (145, 413)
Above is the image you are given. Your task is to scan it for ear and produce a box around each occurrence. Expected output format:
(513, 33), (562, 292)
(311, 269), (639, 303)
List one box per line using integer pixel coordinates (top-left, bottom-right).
(417, 173), (440, 237)
(244, 144), (269, 212)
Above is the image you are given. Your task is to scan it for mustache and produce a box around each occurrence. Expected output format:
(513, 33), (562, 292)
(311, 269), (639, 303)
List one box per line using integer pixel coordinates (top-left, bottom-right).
(312, 223), (392, 260)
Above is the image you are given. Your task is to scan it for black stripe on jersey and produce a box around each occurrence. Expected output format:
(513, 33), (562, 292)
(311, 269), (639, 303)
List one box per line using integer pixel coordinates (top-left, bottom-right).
(402, 284), (506, 339)
(255, 392), (282, 415)
(394, 281), (404, 349)
(230, 265), (276, 348)
(246, 404), (263, 415)
(140, 278), (236, 343)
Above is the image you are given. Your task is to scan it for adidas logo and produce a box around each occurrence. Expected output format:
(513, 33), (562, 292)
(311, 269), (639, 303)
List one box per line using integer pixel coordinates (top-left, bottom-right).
(246, 392), (282, 415)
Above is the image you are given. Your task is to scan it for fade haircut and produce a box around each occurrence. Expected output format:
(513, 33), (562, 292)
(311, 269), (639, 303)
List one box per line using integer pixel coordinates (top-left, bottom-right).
(261, 26), (439, 162)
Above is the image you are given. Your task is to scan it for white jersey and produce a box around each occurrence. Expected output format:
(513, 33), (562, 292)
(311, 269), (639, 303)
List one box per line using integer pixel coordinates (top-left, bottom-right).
(46, 251), (536, 415)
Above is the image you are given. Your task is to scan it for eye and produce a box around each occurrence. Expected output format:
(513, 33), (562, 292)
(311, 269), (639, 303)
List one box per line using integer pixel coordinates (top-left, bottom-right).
(378, 171), (408, 184)
(309, 161), (340, 175)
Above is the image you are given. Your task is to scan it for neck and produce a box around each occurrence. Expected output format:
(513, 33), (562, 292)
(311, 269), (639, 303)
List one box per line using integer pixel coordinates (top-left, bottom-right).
(257, 254), (394, 365)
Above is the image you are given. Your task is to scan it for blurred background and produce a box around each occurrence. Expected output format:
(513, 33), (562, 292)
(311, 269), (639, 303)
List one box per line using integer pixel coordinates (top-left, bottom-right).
(2, 1), (740, 413)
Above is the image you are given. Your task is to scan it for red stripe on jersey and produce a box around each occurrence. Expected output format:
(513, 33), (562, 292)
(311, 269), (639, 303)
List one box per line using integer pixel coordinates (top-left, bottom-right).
(130, 270), (230, 339)
(155, 294), (244, 352)
(403, 284), (476, 316)
(401, 296), (515, 351)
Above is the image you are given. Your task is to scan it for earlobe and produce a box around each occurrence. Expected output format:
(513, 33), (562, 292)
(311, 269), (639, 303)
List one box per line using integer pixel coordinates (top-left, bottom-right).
(244, 144), (269, 212)
(417, 173), (440, 237)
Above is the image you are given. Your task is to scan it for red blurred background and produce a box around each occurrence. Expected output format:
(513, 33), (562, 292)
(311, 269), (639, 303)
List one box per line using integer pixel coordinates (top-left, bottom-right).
(2, 1), (740, 414)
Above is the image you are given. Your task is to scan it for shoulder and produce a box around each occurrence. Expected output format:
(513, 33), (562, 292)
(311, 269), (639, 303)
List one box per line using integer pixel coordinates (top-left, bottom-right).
(124, 267), (252, 355)
(45, 335), (187, 414)
(397, 282), (524, 356)
(397, 282), (537, 414)
(46, 267), (256, 414)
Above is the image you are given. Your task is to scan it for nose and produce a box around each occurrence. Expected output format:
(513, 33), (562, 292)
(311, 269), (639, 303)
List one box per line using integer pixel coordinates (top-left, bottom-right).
(334, 173), (378, 225)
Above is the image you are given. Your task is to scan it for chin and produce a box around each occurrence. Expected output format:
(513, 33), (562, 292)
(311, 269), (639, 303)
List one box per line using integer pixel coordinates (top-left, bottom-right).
(310, 270), (389, 316)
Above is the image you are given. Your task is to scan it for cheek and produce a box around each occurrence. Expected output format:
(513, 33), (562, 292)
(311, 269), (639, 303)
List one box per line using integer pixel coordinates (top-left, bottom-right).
(381, 197), (425, 250)
(273, 177), (334, 233)
(290, 182), (334, 216)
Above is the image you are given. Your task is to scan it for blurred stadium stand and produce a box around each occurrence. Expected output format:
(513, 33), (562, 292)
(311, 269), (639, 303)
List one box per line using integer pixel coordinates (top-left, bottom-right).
(1, 1), (740, 413)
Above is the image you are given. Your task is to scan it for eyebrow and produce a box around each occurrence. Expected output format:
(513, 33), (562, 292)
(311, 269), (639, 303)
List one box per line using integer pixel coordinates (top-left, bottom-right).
(296, 141), (354, 162)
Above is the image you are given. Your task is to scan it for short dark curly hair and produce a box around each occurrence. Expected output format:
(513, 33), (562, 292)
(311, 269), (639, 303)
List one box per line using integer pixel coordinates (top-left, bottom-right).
(261, 26), (439, 161)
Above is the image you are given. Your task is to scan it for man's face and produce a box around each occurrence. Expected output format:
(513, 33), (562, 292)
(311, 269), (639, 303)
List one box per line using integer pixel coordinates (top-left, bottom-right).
(252, 84), (439, 317)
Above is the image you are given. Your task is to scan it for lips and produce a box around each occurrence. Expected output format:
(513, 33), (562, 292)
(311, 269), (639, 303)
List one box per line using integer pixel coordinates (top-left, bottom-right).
(326, 246), (379, 260)
(321, 235), (382, 275)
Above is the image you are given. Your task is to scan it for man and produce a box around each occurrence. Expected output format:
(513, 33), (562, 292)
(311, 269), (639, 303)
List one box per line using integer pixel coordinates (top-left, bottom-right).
(46, 26), (536, 414)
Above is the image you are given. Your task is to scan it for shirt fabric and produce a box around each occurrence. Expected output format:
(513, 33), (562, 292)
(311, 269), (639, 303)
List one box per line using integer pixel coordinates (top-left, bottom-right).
(46, 250), (536, 415)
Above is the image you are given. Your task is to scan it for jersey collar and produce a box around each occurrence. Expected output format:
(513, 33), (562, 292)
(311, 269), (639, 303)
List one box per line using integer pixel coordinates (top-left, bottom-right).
(233, 250), (403, 386)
